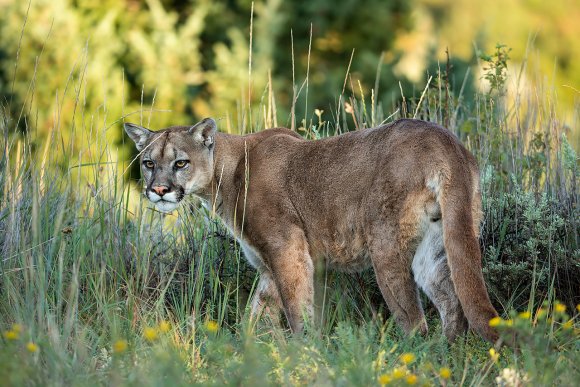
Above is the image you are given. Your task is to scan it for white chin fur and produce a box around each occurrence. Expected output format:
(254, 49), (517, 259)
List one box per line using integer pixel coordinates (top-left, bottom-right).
(146, 191), (180, 212)
(155, 200), (180, 212)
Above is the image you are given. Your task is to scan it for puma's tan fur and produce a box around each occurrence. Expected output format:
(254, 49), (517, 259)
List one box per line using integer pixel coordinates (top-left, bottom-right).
(125, 118), (499, 342)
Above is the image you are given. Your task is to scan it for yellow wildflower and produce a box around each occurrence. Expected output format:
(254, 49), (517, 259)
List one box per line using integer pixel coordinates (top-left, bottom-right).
(158, 320), (171, 333)
(517, 311), (531, 319)
(439, 367), (452, 379)
(12, 324), (22, 333)
(143, 327), (158, 342)
(205, 320), (219, 333)
(489, 348), (499, 362)
(392, 368), (406, 379)
(576, 304), (580, 313)
(504, 319), (513, 327)
(536, 308), (547, 319)
(26, 342), (39, 353)
(401, 353), (416, 365)
(405, 374), (418, 385)
(489, 317), (502, 327)
(113, 339), (128, 353)
(554, 303), (566, 313)
(378, 373), (392, 385)
(562, 320), (573, 330)
(3, 330), (18, 340)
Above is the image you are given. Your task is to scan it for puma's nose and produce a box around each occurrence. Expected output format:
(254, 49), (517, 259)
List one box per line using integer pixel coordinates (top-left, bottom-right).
(152, 185), (170, 196)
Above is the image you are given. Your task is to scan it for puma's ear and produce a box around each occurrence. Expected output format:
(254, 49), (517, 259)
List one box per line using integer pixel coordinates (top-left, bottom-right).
(124, 123), (153, 151)
(188, 118), (217, 148)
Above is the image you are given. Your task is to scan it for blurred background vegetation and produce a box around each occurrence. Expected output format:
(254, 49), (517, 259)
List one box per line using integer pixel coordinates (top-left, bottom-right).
(1, 0), (578, 165)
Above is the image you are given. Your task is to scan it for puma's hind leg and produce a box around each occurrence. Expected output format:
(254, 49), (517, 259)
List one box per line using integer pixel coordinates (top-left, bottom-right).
(412, 221), (468, 341)
(369, 222), (428, 336)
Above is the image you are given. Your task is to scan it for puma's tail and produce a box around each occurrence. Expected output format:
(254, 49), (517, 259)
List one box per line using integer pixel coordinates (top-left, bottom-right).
(438, 168), (499, 343)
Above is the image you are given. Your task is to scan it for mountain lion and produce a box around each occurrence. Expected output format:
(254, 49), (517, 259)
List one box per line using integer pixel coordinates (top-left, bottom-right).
(125, 117), (499, 342)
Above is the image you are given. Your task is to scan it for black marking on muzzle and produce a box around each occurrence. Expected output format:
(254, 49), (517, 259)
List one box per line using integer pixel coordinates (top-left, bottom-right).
(176, 186), (185, 202)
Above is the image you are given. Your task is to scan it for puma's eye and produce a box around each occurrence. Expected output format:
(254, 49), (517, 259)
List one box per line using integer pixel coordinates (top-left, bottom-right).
(143, 160), (154, 169)
(175, 160), (189, 169)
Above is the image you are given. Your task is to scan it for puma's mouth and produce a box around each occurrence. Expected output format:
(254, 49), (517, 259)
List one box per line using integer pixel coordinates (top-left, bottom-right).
(145, 190), (181, 212)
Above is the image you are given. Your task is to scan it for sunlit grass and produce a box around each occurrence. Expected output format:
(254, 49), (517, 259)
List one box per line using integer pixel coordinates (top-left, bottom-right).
(0, 34), (578, 386)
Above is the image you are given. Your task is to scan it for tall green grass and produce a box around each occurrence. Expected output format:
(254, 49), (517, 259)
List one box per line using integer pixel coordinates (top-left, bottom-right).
(0, 38), (579, 385)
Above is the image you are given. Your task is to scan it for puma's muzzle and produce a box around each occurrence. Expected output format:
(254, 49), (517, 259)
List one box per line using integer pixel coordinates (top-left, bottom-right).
(145, 184), (185, 212)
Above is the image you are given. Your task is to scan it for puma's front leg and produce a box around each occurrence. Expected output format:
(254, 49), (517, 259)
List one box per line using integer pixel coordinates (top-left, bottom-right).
(263, 229), (315, 333)
(250, 271), (282, 326)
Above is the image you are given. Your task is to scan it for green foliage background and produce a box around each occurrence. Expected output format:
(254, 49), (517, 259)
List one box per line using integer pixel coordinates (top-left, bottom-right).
(1, 0), (578, 160)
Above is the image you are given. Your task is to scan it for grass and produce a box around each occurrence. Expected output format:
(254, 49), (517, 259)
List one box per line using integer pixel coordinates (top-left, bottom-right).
(0, 40), (579, 385)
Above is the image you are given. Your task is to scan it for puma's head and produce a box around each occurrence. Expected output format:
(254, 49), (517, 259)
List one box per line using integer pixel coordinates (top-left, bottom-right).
(124, 118), (217, 212)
